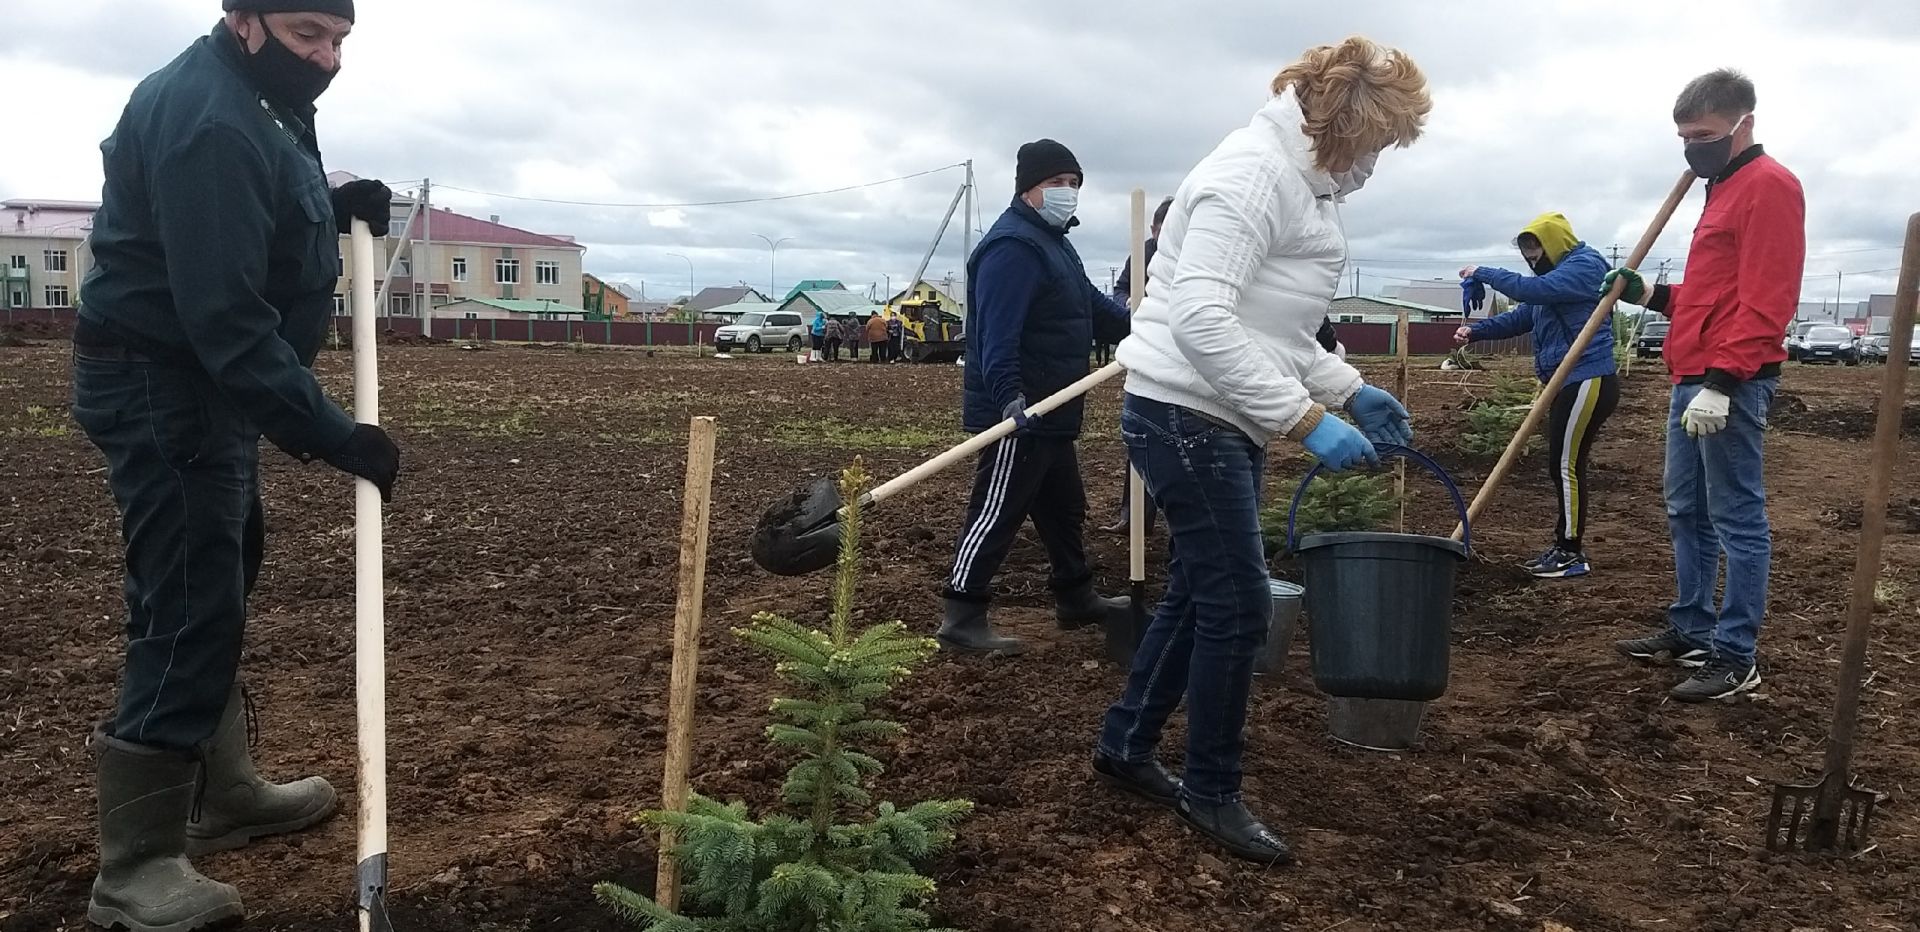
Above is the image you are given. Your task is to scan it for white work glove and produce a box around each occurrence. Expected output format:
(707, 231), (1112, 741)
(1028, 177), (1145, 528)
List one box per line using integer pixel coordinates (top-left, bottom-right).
(1682, 388), (1731, 438)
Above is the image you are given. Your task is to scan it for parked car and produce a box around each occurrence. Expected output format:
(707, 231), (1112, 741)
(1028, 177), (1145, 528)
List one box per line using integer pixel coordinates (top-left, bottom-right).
(1634, 319), (1669, 358)
(1790, 325), (1860, 365)
(1860, 333), (1918, 365)
(714, 311), (806, 354)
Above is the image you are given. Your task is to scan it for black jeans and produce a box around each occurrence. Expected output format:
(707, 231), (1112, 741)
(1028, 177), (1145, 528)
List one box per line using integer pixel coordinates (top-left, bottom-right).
(71, 348), (263, 750)
(942, 434), (1092, 601)
(1546, 374), (1620, 551)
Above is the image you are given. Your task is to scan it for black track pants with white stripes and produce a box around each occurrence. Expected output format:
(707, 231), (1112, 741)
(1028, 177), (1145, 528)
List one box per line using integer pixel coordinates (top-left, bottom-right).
(943, 434), (1093, 602)
(1546, 374), (1620, 551)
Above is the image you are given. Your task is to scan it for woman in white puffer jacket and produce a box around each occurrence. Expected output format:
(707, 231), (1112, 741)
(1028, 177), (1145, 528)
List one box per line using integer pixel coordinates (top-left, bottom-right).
(1093, 36), (1431, 864)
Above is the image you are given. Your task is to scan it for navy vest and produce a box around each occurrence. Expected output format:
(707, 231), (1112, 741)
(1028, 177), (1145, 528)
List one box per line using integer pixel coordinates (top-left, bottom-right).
(963, 199), (1094, 437)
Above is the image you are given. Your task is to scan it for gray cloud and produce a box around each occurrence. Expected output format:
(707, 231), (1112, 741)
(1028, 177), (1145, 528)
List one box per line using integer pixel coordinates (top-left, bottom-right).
(4, 0), (1916, 306)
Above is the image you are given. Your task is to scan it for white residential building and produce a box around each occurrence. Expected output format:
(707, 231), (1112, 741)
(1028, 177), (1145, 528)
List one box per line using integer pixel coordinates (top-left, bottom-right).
(2, 199), (96, 311)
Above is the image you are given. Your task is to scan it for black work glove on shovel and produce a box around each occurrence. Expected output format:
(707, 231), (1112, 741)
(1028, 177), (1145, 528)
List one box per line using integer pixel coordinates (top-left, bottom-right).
(332, 179), (393, 236)
(325, 424), (401, 503)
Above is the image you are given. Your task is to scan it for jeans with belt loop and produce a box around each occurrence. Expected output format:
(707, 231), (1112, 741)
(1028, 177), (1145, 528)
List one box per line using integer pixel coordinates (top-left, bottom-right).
(1097, 394), (1270, 804)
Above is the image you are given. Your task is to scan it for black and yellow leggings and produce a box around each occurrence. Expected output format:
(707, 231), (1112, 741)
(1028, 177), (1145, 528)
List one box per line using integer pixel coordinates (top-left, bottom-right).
(1546, 374), (1620, 551)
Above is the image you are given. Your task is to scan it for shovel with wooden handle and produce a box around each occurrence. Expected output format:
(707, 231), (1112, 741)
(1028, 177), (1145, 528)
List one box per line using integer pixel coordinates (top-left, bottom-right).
(348, 220), (394, 932)
(752, 361), (1126, 576)
(1451, 171), (1697, 540)
(1764, 212), (1918, 854)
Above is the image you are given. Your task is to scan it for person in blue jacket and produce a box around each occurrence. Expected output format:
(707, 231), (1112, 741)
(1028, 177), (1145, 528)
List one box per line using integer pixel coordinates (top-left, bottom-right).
(808, 308), (827, 359)
(940, 139), (1134, 654)
(1455, 212), (1618, 578)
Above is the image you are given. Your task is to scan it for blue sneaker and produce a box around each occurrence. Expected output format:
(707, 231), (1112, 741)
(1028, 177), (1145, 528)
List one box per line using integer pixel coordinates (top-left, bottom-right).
(1530, 547), (1590, 579)
(1520, 547), (1556, 571)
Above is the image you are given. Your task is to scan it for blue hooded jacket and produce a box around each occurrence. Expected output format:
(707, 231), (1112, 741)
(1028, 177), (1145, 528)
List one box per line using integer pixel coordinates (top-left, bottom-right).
(962, 197), (1131, 438)
(1466, 214), (1616, 384)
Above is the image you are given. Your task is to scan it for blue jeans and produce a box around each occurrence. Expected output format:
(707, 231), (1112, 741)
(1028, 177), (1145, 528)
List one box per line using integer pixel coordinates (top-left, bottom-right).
(71, 348), (263, 749)
(1664, 379), (1776, 666)
(1098, 394), (1270, 804)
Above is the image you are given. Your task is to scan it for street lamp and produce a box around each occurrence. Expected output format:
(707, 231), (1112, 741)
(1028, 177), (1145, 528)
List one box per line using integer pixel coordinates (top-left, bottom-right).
(751, 234), (793, 299)
(666, 252), (694, 316)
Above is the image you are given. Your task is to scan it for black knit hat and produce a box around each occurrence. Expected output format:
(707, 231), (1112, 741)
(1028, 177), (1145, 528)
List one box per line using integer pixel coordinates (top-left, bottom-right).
(1015, 139), (1082, 194)
(223, 0), (355, 22)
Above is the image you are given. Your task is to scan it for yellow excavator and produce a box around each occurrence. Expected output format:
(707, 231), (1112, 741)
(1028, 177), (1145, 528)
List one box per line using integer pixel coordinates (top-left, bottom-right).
(892, 296), (964, 363)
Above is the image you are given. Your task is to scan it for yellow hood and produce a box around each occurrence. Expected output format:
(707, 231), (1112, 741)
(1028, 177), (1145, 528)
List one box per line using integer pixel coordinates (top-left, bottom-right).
(1520, 212), (1578, 265)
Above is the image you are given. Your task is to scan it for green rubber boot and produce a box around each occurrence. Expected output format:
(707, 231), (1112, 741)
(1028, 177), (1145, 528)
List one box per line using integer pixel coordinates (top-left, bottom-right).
(186, 685), (336, 856)
(89, 734), (245, 932)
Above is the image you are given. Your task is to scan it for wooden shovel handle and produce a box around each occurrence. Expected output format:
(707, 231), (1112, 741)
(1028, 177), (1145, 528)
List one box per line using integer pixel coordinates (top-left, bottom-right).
(1451, 171), (1697, 540)
(865, 361), (1126, 506)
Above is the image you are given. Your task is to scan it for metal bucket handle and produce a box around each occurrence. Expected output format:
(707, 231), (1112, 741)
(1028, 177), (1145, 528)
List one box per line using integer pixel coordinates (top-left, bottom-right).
(1285, 443), (1472, 554)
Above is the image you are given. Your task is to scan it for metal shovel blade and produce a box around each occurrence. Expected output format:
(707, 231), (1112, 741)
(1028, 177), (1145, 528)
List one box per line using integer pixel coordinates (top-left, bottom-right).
(1765, 777), (1880, 853)
(750, 477), (845, 576)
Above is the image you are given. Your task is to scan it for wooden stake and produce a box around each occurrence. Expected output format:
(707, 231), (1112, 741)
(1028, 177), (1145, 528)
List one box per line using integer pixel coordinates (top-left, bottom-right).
(1128, 189), (1148, 585)
(657, 416), (718, 912)
(1452, 171), (1696, 540)
(1395, 311), (1410, 532)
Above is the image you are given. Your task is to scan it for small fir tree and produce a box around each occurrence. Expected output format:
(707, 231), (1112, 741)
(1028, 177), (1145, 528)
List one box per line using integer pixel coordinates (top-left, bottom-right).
(594, 460), (971, 932)
(1262, 472), (1399, 557)
(1458, 373), (1542, 458)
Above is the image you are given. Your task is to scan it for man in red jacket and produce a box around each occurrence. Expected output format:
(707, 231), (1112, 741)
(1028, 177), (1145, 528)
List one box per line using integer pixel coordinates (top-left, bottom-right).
(1603, 69), (1804, 702)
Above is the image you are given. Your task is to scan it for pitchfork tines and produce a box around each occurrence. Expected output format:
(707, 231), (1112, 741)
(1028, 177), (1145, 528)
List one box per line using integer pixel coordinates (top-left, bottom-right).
(1765, 775), (1881, 853)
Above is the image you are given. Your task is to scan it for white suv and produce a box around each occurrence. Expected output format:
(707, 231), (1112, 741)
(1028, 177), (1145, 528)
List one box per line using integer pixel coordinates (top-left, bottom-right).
(715, 311), (806, 354)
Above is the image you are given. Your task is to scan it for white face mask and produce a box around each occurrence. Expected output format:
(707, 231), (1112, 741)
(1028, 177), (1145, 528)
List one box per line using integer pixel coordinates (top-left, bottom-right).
(1332, 150), (1379, 198)
(1037, 186), (1079, 228)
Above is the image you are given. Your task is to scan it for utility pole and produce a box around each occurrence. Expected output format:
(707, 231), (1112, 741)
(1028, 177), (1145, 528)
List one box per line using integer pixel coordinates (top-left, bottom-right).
(1835, 271), (1845, 322)
(1109, 267), (1118, 292)
(751, 234), (792, 299)
(1609, 244), (1622, 268)
(962, 160), (974, 276)
(1352, 265), (1360, 297)
(1656, 258), (1671, 285)
(420, 178), (432, 336)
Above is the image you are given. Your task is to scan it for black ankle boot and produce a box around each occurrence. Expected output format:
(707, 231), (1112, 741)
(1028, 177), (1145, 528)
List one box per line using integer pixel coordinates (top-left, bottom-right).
(1176, 795), (1294, 864)
(1091, 753), (1180, 808)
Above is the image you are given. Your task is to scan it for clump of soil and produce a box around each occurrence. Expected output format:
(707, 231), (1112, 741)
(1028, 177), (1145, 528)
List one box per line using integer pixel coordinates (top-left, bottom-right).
(1821, 498), (1920, 534)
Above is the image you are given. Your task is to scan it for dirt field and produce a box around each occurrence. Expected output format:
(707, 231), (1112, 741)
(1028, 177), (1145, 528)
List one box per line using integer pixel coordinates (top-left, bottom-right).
(3, 339), (1917, 932)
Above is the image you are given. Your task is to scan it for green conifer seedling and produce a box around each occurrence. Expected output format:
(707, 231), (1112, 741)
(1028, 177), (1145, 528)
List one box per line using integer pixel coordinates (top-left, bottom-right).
(595, 460), (972, 932)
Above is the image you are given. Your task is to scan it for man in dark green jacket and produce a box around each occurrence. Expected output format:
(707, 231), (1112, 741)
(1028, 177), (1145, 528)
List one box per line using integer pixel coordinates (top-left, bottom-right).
(71, 2), (397, 928)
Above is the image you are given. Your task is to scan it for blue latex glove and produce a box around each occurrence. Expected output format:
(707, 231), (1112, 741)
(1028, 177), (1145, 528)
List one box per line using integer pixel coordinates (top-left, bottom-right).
(1344, 385), (1414, 447)
(1302, 416), (1378, 472)
(1002, 396), (1034, 432)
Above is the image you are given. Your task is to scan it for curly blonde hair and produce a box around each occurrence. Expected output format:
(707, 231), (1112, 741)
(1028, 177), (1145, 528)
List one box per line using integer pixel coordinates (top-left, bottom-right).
(1271, 36), (1431, 174)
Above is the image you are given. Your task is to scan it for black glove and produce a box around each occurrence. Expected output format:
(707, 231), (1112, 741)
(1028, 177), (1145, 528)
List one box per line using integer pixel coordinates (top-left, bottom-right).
(332, 179), (392, 236)
(324, 424), (401, 503)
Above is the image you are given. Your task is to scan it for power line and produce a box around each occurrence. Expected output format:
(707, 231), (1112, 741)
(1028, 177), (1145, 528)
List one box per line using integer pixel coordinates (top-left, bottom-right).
(432, 163), (968, 210)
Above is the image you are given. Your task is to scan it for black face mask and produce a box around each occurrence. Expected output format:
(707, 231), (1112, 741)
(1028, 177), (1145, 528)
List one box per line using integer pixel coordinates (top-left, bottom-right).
(1527, 254), (1556, 276)
(1684, 115), (1748, 179)
(241, 15), (337, 108)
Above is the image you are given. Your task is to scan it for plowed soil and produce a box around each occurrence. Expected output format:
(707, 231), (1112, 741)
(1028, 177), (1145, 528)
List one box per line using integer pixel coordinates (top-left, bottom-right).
(4, 342), (1917, 932)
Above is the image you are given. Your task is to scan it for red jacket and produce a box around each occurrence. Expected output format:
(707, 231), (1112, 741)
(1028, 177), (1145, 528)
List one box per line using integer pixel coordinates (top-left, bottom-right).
(1659, 150), (1805, 385)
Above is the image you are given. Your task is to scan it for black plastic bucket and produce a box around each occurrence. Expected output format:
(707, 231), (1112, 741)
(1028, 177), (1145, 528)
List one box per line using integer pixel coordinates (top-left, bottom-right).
(1286, 445), (1470, 702)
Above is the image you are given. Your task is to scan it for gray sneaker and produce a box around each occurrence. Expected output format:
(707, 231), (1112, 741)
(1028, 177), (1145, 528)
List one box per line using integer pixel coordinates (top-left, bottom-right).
(1670, 659), (1761, 703)
(1615, 630), (1709, 668)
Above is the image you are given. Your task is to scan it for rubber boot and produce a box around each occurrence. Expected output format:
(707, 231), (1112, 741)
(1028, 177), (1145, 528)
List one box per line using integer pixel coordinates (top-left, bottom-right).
(936, 599), (1026, 655)
(185, 685), (336, 856)
(1055, 579), (1131, 631)
(89, 733), (245, 932)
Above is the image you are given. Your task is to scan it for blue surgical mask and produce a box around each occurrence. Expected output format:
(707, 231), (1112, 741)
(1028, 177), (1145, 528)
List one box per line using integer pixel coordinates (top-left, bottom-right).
(1037, 186), (1078, 228)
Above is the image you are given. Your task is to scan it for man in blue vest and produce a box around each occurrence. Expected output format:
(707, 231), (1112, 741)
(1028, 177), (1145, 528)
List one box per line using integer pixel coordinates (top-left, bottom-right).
(70, 2), (399, 927)
(940, 139), (1133, 654)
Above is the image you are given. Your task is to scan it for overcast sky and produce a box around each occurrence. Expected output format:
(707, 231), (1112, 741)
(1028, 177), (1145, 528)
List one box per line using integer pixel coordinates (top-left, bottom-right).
(4, 0), (1917, 308)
